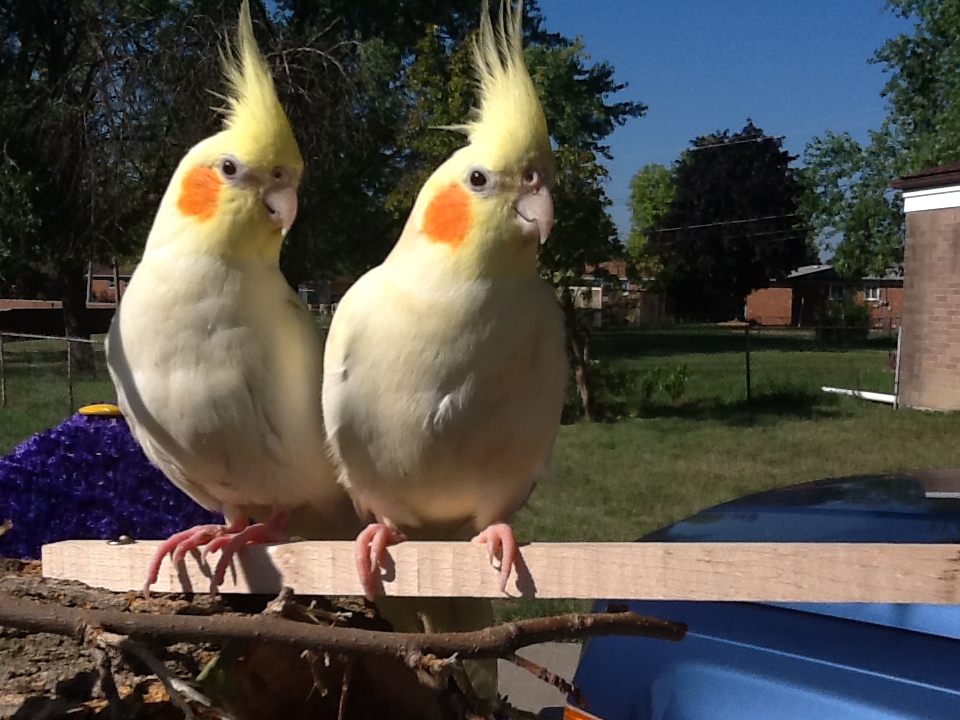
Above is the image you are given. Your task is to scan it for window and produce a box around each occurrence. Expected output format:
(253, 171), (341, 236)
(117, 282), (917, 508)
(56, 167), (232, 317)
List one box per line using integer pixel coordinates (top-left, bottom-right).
(864, 284), (881, 302)
(829, 284), (845, 301)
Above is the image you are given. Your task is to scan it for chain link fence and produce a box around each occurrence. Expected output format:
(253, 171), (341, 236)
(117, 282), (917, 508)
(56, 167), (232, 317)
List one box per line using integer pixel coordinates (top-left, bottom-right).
(0, 333), (112, 418)
(0, 321), (901, 437)
(574, 322), (900, 421)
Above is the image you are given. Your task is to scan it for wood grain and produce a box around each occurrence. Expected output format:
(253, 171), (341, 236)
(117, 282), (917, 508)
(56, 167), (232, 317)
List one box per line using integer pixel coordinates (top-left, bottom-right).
(40, 540), (960, 603)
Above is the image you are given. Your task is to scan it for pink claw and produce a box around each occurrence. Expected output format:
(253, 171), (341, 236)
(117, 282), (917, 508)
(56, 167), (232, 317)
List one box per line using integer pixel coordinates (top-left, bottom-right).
(354, 523), (406, 600)
(144, 508), (292, 596)
(210, 511), (291, 589)
(144, 519), (249, 595)
(471, 522), (518, 592)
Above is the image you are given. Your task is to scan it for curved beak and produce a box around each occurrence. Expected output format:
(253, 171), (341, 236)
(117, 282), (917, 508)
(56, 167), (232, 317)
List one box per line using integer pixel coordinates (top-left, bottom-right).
(515, 186), (554, 245)
(261, 182), (298, 236)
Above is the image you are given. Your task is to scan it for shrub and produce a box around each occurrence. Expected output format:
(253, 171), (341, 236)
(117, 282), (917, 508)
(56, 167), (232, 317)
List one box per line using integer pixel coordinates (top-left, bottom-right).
(818, 297), (871, 345)
(660, 363), (689, 403)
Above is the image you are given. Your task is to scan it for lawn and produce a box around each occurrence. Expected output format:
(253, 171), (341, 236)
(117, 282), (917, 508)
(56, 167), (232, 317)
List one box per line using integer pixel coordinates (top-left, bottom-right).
(2, 326), (960, 619)
(0, 337), (114, 454)
(503, 325), (960, 617)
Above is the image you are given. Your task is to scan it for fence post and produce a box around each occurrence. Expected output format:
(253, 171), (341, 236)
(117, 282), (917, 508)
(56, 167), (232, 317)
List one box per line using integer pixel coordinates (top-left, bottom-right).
(893, 325), (903, 409)
(66, 339), (74, 414)
(744, 322), (752, 405)
(0, 334), (6, 408)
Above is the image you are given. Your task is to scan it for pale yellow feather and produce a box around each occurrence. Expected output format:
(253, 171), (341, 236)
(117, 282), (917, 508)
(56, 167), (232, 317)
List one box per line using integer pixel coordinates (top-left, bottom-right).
(219, 0), (302, 174)
(461, 0), (552, 174)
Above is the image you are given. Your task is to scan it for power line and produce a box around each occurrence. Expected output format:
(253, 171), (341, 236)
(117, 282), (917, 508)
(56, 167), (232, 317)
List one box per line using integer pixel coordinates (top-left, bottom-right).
(646, 213), (802, 235)
(685, 135), (787, 152)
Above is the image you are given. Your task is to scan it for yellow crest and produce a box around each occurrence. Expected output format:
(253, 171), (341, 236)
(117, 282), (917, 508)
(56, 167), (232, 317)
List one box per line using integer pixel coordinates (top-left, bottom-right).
(463, 0), (552, 170)
(219, 0), (303, 173)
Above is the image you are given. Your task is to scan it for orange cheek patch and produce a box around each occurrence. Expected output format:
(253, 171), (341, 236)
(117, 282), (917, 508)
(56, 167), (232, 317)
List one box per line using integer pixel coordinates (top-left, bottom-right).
(177, 166), (221, 222)
(422, 184), (472, 247)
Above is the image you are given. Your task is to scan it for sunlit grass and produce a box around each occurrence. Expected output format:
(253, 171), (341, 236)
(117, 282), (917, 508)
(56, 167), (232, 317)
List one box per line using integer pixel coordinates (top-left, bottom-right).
(0, 338), (115, 453)
(500, 326), (958, 619)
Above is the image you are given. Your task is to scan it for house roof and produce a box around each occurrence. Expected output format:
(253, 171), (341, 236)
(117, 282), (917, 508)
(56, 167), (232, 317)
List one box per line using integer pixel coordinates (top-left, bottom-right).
(891, 161), (960, 192)
(785, 264), (834, 279)
(773, 263), (904, 286)
(88, 262), (135, 276)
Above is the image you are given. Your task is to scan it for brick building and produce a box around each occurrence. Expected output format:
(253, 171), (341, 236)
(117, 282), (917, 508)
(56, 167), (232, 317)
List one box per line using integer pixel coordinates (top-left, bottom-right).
(571, 259), (666, 326)
(746, 264), (904, 329)
(893, 162), (960, 410)
(87, 263), (132, 304)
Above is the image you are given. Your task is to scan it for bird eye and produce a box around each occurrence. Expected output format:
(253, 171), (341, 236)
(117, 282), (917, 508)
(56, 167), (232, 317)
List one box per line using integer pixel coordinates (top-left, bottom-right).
(522, 169), (539, 186)
(468, 168), (491, 191)
(272, 168), (284, 181)
(220, 158), (238, 177)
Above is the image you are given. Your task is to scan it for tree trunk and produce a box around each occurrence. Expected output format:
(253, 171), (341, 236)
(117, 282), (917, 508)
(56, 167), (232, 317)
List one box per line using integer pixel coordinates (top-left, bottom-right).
(559, 285), (597, 422)
(58, 263), (95, 373)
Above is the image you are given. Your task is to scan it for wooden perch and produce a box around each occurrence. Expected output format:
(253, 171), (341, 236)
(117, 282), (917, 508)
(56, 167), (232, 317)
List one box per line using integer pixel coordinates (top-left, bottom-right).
(0, 594), (684, 661)
(42, 539), (960, 603)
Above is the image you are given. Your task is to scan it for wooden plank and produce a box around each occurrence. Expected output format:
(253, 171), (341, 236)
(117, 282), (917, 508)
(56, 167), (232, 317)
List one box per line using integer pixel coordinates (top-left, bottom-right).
(40, 540), (960, 603)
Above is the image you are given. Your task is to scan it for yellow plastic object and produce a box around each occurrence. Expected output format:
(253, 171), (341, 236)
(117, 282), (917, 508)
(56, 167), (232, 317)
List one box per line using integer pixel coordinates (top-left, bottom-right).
(78, 403), (122, 417)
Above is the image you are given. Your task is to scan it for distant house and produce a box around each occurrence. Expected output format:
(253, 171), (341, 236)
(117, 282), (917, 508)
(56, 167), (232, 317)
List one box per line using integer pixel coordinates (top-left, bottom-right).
(892, 161), (960, 410)
(86, 263), (132, 305)
(0, 263), (132, 337)
(745, 264), (904, 329)
(571, 259), (666, 326)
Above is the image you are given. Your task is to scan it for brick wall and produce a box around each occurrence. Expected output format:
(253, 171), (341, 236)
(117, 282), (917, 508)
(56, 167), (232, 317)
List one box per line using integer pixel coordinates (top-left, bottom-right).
(898, 207), (960, 409)
(90, 277), (129, 304)
(745, 287), (792, 325)
(863, 286), (903, 330)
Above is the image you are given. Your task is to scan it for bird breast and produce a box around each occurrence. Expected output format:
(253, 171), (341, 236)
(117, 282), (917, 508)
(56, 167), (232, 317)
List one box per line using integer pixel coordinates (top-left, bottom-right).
(324, 269), (567, 532)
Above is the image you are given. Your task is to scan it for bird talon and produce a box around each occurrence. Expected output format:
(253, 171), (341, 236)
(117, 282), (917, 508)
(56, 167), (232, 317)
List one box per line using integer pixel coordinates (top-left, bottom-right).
(144, 511), (290, 596)
(472, 523), (518, 593)
(354, 523), (405, 600)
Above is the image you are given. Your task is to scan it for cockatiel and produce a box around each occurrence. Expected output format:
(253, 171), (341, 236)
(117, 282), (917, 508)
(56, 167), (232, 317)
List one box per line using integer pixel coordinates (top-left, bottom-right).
(106, 0), (358, 593)
(323, 0), (566, 605)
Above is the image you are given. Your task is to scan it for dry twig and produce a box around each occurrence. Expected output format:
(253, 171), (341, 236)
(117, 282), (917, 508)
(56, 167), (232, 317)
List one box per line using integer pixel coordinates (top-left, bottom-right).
(504, 651), (585, 709)
(88, 627), (229, 719)
(337, 658), (352, 720)
(0, 593), (686, 663)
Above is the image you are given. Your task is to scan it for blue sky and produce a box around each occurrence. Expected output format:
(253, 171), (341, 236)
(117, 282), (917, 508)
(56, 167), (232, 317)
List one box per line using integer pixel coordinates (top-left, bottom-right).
(535, 1), (910, 237)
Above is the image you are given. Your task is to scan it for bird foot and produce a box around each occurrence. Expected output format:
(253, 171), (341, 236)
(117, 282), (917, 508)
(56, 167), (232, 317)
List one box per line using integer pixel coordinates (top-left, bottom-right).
(471, 522), (518, 592)
(354, 523), (406, 600)
(144, 520), (249, 596)
(207, 510), (292, 590)
(143, 509), (292, 597)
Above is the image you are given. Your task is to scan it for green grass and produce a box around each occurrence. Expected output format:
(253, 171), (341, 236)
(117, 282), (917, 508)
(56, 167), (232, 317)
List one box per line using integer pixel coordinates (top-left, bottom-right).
(500, 326), (958, 619)
(503, 396), (960, 619)
(0, 338), (115, 453)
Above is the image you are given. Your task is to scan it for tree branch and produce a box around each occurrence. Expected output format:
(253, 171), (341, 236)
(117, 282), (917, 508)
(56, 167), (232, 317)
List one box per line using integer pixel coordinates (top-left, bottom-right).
(0, 593), (685, 662)
(504, 652), (585, 709)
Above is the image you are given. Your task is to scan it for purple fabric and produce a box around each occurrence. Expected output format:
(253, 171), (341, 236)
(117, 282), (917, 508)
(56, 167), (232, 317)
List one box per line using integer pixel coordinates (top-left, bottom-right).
(0, 413), (221, 560)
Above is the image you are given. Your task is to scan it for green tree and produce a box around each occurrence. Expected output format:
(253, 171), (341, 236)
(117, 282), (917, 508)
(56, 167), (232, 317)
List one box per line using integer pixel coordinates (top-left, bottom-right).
(626, 163), (674, 276)
(0, 0), (483, 329)
(802, 0), (960, 277)
(0, 0), (176, 366)
(801, 131), (903, 278)
(274, 0), (484, 281)
(875, 0), (960, 171)
(650, 121), (815, 321)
